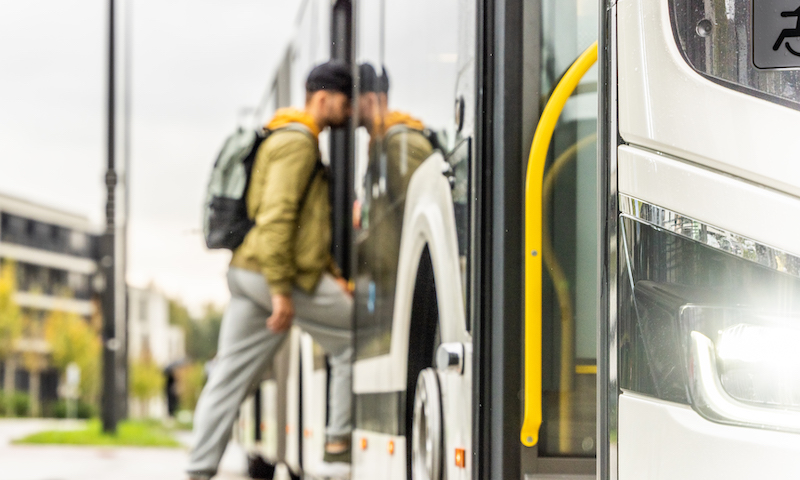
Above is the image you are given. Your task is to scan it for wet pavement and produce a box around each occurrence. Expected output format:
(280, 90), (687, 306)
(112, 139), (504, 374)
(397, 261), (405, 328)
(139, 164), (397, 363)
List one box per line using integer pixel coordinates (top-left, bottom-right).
(0, 418), (268, 480)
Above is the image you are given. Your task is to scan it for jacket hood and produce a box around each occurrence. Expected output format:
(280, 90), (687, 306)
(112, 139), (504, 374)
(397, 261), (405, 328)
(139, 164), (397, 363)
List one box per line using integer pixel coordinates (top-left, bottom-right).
(266, 108), (321, 139)
(384, 111), (425, 131)
(369, 110), (425, 136)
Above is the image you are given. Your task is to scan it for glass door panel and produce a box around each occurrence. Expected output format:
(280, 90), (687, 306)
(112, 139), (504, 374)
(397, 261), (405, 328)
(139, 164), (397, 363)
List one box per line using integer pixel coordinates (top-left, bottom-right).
(539, 0), (598, 459)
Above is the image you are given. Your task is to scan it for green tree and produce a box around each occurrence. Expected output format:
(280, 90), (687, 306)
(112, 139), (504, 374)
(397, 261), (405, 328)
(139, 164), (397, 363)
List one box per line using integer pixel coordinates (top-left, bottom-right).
(176, 362), (205, 411)
(168, 299), (191, 330)
(193, 303), (223, 361)
(129, 358), (165, 418)
(170, 299), (223, 362)
(0, 262), (23, 414)
(20, 316), (46, 417)
(44, 310), (101, 403)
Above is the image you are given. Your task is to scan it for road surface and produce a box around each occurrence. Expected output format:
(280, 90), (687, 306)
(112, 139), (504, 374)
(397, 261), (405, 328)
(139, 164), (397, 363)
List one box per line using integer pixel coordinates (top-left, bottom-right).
(0, 418), (281, 480)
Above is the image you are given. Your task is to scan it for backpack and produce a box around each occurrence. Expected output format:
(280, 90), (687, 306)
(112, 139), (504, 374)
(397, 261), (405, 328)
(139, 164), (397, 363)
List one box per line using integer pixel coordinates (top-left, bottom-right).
(203, 125), (321, 250)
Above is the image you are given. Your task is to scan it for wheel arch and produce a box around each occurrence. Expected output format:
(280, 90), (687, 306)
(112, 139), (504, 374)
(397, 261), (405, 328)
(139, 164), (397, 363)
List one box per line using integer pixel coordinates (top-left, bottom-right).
(353, 152), (466, 393)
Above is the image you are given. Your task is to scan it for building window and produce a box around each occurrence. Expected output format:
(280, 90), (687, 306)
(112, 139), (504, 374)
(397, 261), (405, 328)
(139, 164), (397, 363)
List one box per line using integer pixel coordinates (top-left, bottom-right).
(140, 297), (148, 322)
(0, 213), (92, 257)
(33, 222), (53, 250)
(49, 269), (67, 296)
(52, 226), (69, 252)
(69, 231), (87, 256)
(67, 272), (90, 299)
(1, 214), (28, 244)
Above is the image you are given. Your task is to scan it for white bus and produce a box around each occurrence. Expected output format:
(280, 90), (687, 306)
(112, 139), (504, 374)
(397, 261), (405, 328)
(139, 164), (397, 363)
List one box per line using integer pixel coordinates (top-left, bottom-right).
(235, 0), (800, 478)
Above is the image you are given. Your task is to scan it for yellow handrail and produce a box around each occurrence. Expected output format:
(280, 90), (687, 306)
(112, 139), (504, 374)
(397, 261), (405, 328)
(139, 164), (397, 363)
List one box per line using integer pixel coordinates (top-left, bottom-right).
(521, 41), (598, 448)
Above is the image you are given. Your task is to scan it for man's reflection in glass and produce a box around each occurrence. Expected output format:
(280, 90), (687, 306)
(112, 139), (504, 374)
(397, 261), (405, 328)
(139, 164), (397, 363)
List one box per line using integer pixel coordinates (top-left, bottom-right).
(354, 63), (435, 356)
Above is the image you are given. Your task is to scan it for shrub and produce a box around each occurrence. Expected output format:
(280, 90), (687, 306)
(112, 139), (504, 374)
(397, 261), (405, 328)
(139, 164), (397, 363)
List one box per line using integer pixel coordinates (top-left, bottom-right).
(130, 359), (165, 403)
(0, 390), (31, 417)
(47, 399), (97, 419)
(177, 362), (206, 411)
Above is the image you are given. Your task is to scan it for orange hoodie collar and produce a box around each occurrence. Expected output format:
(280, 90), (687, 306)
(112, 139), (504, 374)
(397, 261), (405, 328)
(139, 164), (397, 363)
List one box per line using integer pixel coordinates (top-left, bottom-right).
(266, 108), (321, 139)
(369, 110), (425, 137)
(384, 111), (425, 131)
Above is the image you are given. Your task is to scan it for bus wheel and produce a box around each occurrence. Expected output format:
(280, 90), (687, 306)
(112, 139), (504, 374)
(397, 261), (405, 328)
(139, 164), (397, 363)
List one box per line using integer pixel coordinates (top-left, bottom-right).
(411, 368), (444, 480)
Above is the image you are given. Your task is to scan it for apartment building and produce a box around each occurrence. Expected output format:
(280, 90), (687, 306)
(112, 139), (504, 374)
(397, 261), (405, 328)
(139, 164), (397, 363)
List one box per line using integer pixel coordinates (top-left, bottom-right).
(0, 192), (100, 407)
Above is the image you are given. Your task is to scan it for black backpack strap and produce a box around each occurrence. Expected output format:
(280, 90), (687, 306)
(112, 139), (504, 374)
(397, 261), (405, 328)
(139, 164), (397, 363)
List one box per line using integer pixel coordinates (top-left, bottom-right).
(270, 122), (323, 212)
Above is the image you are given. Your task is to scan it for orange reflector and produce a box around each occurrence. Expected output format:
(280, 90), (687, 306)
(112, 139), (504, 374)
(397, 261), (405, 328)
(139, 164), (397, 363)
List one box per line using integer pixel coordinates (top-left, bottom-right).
(455, 448), (466, 468)
(304, 429), (312, 438)
(360, 438), (368, 450)
(285, 425), (290, 434)
(387, 440), (395, 455)
(260, 421), (266, 431)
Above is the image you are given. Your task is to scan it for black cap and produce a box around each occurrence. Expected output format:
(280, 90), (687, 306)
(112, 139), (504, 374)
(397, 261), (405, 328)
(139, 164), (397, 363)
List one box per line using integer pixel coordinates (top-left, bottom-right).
(359, 63), (390, 94)
(306, 61), (353, 98)
(378, 66), (390, 94)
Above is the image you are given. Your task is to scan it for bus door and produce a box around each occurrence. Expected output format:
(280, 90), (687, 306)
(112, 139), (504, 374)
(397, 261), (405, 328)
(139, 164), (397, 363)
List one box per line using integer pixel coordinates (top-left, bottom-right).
(522, 0), (599, 478)
(612, 0), (800, 478)
(351, 1), (474, 479)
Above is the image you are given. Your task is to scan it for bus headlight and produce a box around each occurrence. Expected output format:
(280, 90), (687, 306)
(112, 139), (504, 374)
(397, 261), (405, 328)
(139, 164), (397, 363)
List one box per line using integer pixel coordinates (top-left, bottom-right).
(619, 206), (800, 434)
(681, 307), (800, 433)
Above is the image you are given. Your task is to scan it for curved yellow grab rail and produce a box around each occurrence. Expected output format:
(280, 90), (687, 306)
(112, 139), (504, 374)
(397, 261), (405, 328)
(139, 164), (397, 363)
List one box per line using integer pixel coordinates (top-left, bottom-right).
(521, 41), (598, 448)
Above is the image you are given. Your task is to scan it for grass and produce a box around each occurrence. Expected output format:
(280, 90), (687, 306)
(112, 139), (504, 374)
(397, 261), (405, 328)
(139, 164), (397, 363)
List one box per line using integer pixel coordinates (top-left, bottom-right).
(13, 419), (182, 448)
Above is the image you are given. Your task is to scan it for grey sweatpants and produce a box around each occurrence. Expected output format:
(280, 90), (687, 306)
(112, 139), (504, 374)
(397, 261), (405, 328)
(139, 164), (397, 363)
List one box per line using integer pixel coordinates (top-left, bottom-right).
(187, 267), (353, 478)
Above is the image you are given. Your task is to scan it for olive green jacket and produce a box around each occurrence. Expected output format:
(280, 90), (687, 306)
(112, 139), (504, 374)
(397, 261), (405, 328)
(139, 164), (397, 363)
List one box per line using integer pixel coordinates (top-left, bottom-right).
(230, 123), (337, 296)
(363, 123), (433, 285)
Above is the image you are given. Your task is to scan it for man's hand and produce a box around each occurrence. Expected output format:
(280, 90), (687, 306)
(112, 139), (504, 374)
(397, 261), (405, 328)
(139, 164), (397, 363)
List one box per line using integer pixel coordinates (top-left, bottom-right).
(267, 294), (295, 332)
(335, 277), (352, 297)
(352, 200), (362, 229)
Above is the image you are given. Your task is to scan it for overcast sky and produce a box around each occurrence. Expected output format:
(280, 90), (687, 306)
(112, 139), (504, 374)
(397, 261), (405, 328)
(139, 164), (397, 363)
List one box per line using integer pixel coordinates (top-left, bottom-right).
(0, 0), (304, 313)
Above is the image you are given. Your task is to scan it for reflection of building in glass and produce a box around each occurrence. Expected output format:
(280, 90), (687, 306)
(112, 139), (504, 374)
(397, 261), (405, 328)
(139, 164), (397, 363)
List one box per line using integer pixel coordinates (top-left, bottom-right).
(128, 285), (185, 419)
(0, 192), (100, 410)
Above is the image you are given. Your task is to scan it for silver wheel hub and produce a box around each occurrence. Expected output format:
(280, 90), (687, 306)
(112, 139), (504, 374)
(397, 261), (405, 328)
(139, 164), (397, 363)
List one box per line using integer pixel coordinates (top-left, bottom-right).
(412, 368), (443, 480)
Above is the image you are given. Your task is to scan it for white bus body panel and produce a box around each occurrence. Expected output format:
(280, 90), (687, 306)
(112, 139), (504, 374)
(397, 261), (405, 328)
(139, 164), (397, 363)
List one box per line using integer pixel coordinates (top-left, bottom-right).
(299, 332), (327, 477)
(618, 0), (800, 468)
(618, 0), (800, 198)
(283, 328), (302, 474)
(619, 145), (800, 255)
(352, 431), (407, 480)
(352, 152), (473, 479)
(619, 393), (800, 479)
(440, 342), (473, 480)
(618, 99), (800, 480)
(237, 395), (256, 452)
(260, 379), (279, 461)
(353, 151), (470, 393)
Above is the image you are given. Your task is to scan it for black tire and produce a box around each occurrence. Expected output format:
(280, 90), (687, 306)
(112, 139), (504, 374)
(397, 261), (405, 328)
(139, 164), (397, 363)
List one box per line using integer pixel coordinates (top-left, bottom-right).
(405, 248), (439, 479)
(246, 454), (276, 479)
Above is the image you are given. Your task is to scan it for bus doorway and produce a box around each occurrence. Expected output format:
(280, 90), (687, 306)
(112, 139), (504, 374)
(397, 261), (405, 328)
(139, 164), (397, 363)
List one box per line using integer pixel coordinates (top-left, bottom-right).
(520, 0), (599, 477)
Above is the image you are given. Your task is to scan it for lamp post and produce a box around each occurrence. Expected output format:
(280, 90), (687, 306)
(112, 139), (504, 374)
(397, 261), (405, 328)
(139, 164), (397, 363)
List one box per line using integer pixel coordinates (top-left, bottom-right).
(101, 0), (118, 435)
(101, 0), (129, 434)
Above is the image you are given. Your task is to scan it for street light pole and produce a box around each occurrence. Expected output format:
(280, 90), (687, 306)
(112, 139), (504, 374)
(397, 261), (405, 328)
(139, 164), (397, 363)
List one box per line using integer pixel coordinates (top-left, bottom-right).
(119, 0), (132, 423)
(101, 0), (118, 435)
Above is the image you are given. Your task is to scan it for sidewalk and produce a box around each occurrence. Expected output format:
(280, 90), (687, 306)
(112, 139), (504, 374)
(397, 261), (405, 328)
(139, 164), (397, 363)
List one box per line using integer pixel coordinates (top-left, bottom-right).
(0, 418), (251, 480)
